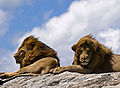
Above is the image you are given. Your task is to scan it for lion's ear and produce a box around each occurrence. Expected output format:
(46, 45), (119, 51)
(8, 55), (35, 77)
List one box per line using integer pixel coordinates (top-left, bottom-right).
(71, 44), (76, 51)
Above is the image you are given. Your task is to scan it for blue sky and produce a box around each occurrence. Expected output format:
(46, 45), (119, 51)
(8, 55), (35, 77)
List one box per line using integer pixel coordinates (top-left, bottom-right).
(0, 0), (120, 72)
(0, 0), (74, 50)
(0, 0), (75, 72)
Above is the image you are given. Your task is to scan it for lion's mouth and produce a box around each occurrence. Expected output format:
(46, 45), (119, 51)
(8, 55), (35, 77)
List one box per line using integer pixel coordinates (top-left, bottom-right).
(15, 57), (23, 63)
(81, 62), (88, 65)
(80, 59), (89, 66)
(15, 59), (21, 63)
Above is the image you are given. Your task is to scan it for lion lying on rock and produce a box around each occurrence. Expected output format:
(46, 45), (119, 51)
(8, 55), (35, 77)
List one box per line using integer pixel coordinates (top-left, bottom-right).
(14, 36), (59, 68)
(52, 34), (120, 74)
(0, 36), (59, 84)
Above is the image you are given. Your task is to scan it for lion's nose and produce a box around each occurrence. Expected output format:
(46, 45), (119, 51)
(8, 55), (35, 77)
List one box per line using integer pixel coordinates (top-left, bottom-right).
(14, 55), (17, 58)
(82, 57), (87, 60)
(82, 55), (88, 59)
(13, 54), (17, 58)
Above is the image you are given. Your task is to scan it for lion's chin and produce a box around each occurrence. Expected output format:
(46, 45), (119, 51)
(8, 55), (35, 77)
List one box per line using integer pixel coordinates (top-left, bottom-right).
(15, 59), (22, 64)
(81, 62), (88, 66)
(16, 61), (20, 64)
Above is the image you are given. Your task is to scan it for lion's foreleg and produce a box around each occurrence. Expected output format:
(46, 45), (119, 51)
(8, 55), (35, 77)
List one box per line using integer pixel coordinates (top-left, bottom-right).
(0, 67), (52, 85)
(1, 68), (52, 84)
(0, 71), (21, 79)
(52, 65), (92, 74)
(0, 66), (30, 79)
(40, 66), (51, 75)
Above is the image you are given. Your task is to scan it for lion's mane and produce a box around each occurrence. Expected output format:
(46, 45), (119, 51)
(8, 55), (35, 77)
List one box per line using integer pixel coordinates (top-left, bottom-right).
(17, 36), (60, 67)
(72, 34), (113, 70)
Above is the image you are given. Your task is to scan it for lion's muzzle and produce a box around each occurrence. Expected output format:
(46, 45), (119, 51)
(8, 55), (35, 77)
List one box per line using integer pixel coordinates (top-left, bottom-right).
(80, 54), (90, 65)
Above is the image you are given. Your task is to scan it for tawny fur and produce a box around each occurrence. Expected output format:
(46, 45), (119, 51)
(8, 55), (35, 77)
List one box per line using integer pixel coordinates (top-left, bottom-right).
(0, 36), (60, 84)
(52, 34), (120, 74)
(14, 36), (59, 68)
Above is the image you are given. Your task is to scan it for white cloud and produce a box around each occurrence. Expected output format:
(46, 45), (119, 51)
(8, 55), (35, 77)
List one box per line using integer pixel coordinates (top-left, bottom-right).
(99, 29), (120, 53)
(0, 49), (19, 72)
(18, 0), (120, 66)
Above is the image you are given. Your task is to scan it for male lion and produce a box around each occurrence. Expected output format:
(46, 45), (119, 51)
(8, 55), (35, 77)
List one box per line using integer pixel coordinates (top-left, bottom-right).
(14, 36), (59, 68)
(0, 36), (59, 84)
(52, 34), (120, 74)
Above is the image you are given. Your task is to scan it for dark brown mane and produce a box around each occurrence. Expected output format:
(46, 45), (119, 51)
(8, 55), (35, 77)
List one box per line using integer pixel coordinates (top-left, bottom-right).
(19, 35), (60, 67)
(72, 34), (113, 70)
(50, 34), (120, 74)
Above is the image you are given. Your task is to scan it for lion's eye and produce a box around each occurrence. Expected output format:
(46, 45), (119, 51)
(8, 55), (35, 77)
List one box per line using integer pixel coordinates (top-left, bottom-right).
(20, 52), (23, 55)
(86, 48), (90, 53)
(87, 50), (90, 52)
(78, 50), (82, 54)
(20, 51), (25, 55)
(79, 50), (82, 53)
(86, 50), (91, 54)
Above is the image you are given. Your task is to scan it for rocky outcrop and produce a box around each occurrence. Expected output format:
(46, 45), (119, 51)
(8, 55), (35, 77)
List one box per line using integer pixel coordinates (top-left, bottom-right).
(1, 72), (120, 88)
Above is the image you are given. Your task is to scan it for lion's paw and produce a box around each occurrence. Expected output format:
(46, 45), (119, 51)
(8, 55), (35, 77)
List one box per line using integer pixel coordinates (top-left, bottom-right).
(0, 73), (10, 79)
(52, 67), (65, 74)
(0, 72), (6, 75)
(0, 74), (7, 79)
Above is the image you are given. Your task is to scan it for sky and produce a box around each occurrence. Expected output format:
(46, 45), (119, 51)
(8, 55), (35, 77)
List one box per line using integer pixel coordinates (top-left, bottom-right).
(0, 0), (120, 72)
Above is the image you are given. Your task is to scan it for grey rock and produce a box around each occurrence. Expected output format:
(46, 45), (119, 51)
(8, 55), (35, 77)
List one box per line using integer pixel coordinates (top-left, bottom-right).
(1, 72), (120, 88)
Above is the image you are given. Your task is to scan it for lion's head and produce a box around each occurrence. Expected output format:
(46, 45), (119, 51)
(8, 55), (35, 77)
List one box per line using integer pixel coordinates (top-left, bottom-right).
(72, 34), (112, 69)
(14, 36), (59, 68)
(74, 42), (93, 66)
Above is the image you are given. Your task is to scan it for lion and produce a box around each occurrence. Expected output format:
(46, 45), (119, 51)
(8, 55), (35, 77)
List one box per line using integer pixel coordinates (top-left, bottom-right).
(14, 36), (59, 68)
(51, 34), (120, 74)
(0, 36), (59, 84)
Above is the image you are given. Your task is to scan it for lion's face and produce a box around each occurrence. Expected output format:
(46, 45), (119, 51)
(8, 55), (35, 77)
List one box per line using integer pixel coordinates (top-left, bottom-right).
(13, 38), (36, 64)
(14, 47), (27, 64)
(76, 43), (93, 66)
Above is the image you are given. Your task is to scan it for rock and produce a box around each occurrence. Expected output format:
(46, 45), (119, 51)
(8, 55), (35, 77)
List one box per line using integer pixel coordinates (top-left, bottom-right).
(0, 72), (120, 88)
